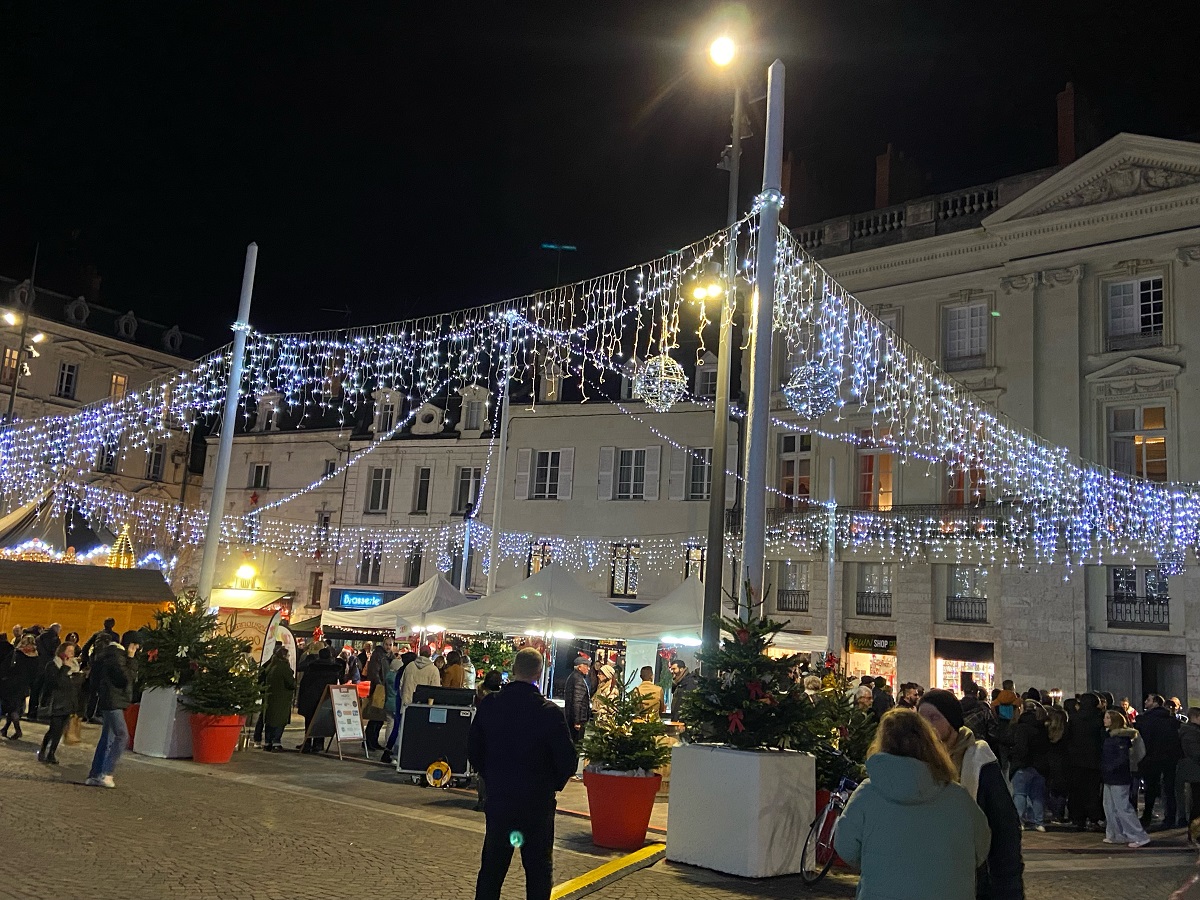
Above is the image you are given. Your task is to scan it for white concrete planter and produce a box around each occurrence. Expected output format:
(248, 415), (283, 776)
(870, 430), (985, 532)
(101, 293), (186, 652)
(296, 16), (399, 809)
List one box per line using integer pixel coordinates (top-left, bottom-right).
(665, 743), (815, 878)
(132, 686), (193, 759)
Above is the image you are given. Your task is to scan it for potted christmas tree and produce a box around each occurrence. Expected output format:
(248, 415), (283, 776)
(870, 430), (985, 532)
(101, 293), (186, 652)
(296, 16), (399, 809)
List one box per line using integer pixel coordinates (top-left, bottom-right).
(579, 687), (672, 850)
(180, 631), (261, 764)
(667, 613), (821, 878)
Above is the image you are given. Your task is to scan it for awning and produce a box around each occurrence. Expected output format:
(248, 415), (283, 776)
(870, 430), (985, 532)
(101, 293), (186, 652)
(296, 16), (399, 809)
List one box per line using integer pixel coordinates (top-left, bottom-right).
(208, 589), (292, 610)
(772, 631), (832, 654)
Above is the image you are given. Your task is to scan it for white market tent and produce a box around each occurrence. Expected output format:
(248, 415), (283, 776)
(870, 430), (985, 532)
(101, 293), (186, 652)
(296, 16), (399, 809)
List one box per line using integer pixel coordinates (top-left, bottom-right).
(433, 563), (633, 639)
(319, 574), (470, 633)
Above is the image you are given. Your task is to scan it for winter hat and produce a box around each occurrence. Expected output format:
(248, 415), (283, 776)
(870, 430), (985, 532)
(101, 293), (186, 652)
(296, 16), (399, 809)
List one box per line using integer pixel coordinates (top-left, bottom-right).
(121, 630), (142, 647)
(573, 656), (590, 667)
(992, 689), (1020, 709)
(600, 664), (616, 680)
(918, 689), (965, 731)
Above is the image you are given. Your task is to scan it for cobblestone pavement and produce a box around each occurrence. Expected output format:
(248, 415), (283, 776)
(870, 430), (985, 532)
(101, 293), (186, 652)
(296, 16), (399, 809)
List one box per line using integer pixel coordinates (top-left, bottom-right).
(2, 718), (1197, 900)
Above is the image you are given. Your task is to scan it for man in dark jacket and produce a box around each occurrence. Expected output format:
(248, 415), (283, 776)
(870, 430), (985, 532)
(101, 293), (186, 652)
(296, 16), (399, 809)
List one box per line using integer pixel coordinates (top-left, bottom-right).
(1010, 702), (1050, 831)
(296, 648), (343, 753)
(363, 639), (394, 751)
(669, 659), (700, 720)
(27, 623), (61, 721)
(871, 676), (895, 720)
(468, 648), (576, 900)
(86, 630), (140, 788)
(81, 618), (118, 667)
(1066, 692), (1105, 830)
(1174, 707), (1200, 827)
(563, 656), (592, 749)
(962, 684), (994, 744)
(1136, 693), (1183, 828)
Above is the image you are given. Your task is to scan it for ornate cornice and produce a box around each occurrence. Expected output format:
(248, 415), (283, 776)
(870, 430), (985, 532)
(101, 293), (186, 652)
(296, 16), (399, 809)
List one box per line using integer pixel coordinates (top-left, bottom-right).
(1177, 245), (1200, 266)
(1035, 160), (1200, 215)
(1040, 266), (1083, 288)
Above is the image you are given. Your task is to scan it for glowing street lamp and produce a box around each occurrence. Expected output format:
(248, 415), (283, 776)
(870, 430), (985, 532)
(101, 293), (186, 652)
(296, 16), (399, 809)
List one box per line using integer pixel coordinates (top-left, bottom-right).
(709, 35), (736, 68)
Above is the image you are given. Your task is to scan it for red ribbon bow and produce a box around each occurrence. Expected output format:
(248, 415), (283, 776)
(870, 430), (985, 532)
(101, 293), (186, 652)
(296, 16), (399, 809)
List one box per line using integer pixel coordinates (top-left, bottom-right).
(727, 709), (746, 734)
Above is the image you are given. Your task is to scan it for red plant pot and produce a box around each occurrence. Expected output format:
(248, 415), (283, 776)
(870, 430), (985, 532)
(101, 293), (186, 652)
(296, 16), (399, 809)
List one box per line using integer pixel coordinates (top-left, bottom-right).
(123, 703), (140, 750)
(583, 770), (662, 850)
(189, 714), (246, 764)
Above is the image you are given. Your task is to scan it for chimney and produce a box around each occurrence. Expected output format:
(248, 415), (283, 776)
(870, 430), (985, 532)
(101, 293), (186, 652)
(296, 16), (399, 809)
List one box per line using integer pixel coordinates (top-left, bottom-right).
(875, 143), (925, 209)
(1057, 82), (1076, 166)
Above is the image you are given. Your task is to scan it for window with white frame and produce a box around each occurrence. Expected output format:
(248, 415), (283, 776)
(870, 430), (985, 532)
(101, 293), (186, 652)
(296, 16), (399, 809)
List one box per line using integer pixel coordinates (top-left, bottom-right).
(616, 449), (646, 499)
(696, 367), (718, 398)
(1, 347), (17, 386)
(365, 467), (392, 512)
(943, 300), (988, 371)
(110, 373), (128, 400)
(249, 463), (270, 490)
(875, 308), (901, 336)
(619, 361), (638, 401)
(777, 560), (810, 591)
(858, 562), (892, 594)
(1108, 405), (1168, 483)
(611, 543), (640, 598)
(947, 455), (986, 505)
(357, 541), (382, 585)
(146, 443), (165, 481)
(456, 467), (483, 514)
(412, 467), (431, 513)
(528, 541), (552, 575)
(778, 434), (812, 509)
(856, 428), (893, 510)
(1110, 565), (1169, 601)
(323, 459), (337, 479)
(55, 362), (78, 399)
(463, 400), (483, 431)
(684, 545), (706, 581)
(532, 451), (560, 499)
(949, 565), (986, 598)
(1106, 277), (1164, 351)
(97, 435), (119, 474)
(688, 448), (713, 500)
(316, 511), (332, 543)
(377, 401), (395, 435)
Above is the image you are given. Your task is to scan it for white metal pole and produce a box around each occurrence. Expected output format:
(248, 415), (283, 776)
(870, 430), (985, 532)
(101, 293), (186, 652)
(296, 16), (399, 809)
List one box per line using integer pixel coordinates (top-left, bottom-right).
(197, 243), (258, 604)
(825, 457), (838, 655)
(458, 517), (471, 593)
(739, 60), (785, 621)
(484, 315), (515, 596)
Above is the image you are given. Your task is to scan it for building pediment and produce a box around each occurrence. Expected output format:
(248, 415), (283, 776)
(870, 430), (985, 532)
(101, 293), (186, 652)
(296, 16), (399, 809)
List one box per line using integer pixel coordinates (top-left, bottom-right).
(1086, 357), (1181, 392)
(984, 133), (1200, 225)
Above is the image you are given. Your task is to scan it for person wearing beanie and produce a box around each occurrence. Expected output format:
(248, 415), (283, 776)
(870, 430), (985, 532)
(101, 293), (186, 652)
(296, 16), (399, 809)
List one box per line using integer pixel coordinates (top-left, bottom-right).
(991, 689), (1021, 779)
(920, 689), (1025, 899)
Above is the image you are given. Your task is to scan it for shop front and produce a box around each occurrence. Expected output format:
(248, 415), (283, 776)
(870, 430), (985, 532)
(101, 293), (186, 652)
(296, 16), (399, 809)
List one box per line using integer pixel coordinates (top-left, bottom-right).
(935, 639), (995, 695)
(845, 633), (897, 690)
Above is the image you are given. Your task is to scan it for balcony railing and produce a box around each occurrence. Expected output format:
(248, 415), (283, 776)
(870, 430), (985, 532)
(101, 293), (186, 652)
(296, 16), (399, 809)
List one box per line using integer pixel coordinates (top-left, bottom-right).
(856, 591), (892, 617)
(1105, 330), (1163, 353)
(776, 589), (810, 613)
(946, 595), (988, 624)
(1107, 595), (1170, 630)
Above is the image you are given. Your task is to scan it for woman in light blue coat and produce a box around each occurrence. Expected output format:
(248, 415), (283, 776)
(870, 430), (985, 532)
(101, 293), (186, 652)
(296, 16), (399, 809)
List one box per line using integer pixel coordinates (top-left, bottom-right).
(835, 708), (991, 900)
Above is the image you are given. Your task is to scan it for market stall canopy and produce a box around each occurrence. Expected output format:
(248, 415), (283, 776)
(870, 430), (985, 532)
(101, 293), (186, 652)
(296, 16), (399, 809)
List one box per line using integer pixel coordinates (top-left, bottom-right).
(0, 492), (116, 557)
(434, 563), (633, 639)
(620, 574), (706, 643)
(319, 574), (470, 633)
(207, 588), (293, 610)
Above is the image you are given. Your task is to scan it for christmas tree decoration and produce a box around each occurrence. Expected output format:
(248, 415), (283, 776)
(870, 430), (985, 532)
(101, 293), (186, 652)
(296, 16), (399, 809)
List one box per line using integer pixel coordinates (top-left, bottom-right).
(632, 354), (688, 412)
(462, 631), (515, 678)
(781, 362), (839, 419)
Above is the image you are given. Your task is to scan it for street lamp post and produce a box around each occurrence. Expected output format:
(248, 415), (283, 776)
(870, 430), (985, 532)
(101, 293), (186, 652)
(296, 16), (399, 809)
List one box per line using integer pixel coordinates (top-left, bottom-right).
(702, 35), (742, 657)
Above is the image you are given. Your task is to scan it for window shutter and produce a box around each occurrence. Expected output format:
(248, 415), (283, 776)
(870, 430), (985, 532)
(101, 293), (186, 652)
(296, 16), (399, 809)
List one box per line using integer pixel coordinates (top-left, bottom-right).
(597, 446), (615, 500)
(558, 447), (574, 500)
(514, 448), (532, 500)
(725, 440), (739, 504)
(643, 446), (661, 501)
(668, 447), (687, 500)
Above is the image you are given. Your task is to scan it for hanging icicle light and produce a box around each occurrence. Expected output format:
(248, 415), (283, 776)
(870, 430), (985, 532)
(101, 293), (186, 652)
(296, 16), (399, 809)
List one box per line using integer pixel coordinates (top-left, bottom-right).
(632, 354), (688, 413)
(782, 362), (839, 419)
(1159, 549), (1187, 577)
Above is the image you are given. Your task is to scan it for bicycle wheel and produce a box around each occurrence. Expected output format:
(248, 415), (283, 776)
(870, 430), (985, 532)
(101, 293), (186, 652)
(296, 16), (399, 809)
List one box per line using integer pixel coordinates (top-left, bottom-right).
(799, 802), (838, 885)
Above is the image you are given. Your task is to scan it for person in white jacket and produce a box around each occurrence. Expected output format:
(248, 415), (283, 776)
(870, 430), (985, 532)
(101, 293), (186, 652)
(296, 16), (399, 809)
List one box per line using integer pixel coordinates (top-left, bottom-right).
(399, 645), (443, 709)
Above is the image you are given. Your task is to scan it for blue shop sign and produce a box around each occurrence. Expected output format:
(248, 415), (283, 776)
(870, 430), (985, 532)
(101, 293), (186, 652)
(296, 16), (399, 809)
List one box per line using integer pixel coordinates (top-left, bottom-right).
(337, 591), (386, 609)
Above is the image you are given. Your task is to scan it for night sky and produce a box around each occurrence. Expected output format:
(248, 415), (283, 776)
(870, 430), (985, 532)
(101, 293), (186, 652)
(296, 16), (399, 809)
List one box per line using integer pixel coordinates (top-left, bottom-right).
(2, 2), (1198, 348)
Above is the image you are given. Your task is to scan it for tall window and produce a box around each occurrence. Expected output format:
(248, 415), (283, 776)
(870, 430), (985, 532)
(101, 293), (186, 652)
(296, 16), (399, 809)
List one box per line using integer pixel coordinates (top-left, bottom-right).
(532, 451), (560, 499)
(778, 434), (812, 509)
(307, 571), (324, 607)
(1107, 277), (1164, 351)
(405, 551), (423, 587)
(456, 467), (483, 513)
(55, 363), (78, 399)
(943, 301), (988, 371)
(528, 541), (553, 575)
(323, 459), (337, 478)
(1110, 566), (1169, 600)
(1108, 405), (1168, 482)
(378, 401), (395, 434)
(110, 373), (128, 400)
(859, 562), (892, 594)
(366, 467), (392, 512)
(777, 560), (810, 591)
(464, 400), (483, 431)
(146, 443), (165, 481)
(684, 545), (706, 580)
(96, 435), (119, 474)
(250, 463), (270, 490)
(688, 448), (713, 501)
(412, 467), (431, 513)
(947, 457), (986, 505)
(616, 449), (646, 500)
(696, 368), (718, 398)
(1, 348), (18, 386)
(316, 511), (332, 543)
(856, 428), (893, 510)
(876, 308), (901, 336)
(949, 565), (986, 598)
(611, 543), (640, 598)
(357, 541), (382, 585)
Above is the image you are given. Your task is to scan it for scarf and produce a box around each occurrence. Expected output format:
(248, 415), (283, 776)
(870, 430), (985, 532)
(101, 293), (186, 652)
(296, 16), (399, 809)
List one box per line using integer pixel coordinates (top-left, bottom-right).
(947, 724), (996, 799)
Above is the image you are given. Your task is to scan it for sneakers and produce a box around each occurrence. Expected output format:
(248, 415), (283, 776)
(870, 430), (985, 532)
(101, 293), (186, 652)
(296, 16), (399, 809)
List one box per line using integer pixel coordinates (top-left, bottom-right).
(1102, 838), (1118, 844)
(1129, 837), (1151, 848)
(85, 775), (115, 788)
(1033, 825), (1046, 833)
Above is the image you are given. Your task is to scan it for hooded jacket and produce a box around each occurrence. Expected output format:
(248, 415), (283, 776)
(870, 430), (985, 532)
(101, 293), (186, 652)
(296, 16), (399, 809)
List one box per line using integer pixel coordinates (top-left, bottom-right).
(834, 753), (990, 900)
(398, 656), (442, 708)
(1101, 726), (1146, 785)
(1010, 710), (1050, 774)
(1065, 698), (1105, 770)
(89, 643), (137, 712)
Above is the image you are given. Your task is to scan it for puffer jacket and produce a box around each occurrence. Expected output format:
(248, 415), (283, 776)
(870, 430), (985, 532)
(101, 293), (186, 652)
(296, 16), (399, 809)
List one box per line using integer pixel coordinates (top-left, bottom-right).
(1179, 721), (1200, 765)
(564, 669), (592, 730)
(1101, 726), (1146, 785)
(37, 658), (79, 717)
(90, 643), (137, 712)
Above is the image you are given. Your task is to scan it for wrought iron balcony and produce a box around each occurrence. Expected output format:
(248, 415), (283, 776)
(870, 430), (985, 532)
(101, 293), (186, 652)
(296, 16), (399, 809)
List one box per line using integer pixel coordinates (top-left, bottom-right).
(1107, 595), (1170, 631)
(856, 591), (892, 617)
(776, 589), (810, 613)
(946, 595), (988, 624)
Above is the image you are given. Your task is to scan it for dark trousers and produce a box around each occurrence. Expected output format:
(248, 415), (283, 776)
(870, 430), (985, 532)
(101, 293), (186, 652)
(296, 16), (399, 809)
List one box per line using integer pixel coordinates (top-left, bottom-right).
(1141, 759), (1178, 823)
(475, 808), (555, 900)
(40, 715), (67, 758)
(365, 719), (384, 750)
(1068, 767), (1103, 825)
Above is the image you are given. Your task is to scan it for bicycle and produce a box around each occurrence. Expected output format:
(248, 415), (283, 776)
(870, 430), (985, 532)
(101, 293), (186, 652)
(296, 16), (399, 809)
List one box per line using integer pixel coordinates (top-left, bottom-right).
(800, 775), (858, 886)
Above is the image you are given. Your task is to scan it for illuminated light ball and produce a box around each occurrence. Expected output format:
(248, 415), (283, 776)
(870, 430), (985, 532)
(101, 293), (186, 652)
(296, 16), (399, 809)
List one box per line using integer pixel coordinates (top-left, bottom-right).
(709, 35), (735, 68)
(510, 830), (525, 848)
(1159, 549), (1187, 578)
(632, 354), (687, 413)
(782, 362), (839, 419)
